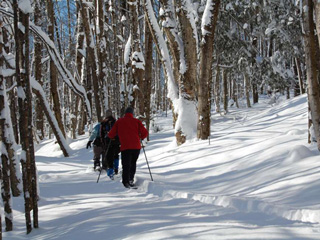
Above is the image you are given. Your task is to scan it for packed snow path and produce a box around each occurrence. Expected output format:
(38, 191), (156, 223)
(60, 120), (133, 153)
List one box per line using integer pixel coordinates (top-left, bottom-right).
(6, 94), (320, 239)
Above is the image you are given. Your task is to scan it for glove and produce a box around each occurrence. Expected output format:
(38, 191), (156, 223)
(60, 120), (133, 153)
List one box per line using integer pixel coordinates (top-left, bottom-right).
(86, 141), (92, 149)
(141, 139), (147, 147)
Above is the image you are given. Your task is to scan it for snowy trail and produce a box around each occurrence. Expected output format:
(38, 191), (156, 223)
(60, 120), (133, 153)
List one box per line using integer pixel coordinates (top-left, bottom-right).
(5, 94), (320, 239)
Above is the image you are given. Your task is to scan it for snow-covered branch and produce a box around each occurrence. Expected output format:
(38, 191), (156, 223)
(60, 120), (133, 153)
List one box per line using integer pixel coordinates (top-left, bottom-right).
(31, 77), (72, 157)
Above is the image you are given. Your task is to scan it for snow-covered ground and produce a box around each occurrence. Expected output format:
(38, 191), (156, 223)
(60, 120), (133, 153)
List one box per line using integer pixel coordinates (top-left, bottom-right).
(5, 93), (320, 239)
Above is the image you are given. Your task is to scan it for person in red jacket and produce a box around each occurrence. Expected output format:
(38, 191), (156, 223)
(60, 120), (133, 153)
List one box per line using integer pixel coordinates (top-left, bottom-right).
(108, 107), (148, 188)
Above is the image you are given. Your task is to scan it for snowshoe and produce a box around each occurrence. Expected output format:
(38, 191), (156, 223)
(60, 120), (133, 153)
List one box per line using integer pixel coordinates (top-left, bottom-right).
(94, 165), (101, 172)
(123, 182), (137, 189)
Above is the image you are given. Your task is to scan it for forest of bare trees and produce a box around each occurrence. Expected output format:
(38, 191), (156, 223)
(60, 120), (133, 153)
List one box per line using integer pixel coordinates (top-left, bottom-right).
(0, 0), (320, 236)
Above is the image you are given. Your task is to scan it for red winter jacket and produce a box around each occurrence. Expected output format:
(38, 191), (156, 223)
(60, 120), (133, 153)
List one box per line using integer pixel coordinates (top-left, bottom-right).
(108, 113), (148, 151)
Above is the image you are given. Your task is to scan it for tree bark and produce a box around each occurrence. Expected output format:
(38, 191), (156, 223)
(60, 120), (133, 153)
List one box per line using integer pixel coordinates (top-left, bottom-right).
(175, 0), (198, 145)
(144, 15), (153, 139)
(214, 65), (221, 113)
(34, 0), (44, 140)
(0, 17), (13, 232)
(79, 0), (102, 122)
(47, 0), (66, 137)
(295, 57), (305, 95)
(128, 0), (145, 114)
(197, 0), (220, 139)
(244, 71), (251, 108)
(303, 0), (320, 150)
(223, 69), (228, 113)
(159, 0), (181, 84)
(14, 1), (35, 232)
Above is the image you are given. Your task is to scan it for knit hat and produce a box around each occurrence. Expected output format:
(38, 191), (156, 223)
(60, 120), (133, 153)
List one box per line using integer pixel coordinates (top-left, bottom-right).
(105, 109), (113, 118)
(125, 107), (134, 114)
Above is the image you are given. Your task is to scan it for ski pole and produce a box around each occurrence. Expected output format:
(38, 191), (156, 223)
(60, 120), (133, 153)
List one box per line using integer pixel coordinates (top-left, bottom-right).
(97, 140), (112, 183)
(141, 140), (153, 181)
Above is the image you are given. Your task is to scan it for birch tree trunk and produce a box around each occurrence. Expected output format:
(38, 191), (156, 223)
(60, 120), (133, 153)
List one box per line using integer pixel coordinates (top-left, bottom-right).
(175, 0), (198, 145)
(128, 0), (145, 115)
(159, 0), (181, 84)
(303, 0), (320, 150)
(197, 0), (220, 139)
(72, 7), (84, 139)
(314, 1), (320, 51)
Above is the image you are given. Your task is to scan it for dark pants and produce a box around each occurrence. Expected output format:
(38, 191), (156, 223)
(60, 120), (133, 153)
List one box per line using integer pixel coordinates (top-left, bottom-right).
(93, 145), (104, 166)
(104, 143), (120, 169)
(121, 149), (140, 184)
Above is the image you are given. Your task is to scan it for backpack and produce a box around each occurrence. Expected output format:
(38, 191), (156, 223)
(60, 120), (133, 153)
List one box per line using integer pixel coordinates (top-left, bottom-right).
(100, 116), (115, 141)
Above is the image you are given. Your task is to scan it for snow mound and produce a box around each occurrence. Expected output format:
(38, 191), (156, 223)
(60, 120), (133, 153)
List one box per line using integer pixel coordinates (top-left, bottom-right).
(285, 129), (305, 135)
(283, 145), (315, 164)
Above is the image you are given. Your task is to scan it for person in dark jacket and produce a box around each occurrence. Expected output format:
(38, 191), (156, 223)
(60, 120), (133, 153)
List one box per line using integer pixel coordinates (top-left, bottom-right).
(108, 107), (148, 188)
(87, 110), (120, 178)
(100, 110), (120, 179)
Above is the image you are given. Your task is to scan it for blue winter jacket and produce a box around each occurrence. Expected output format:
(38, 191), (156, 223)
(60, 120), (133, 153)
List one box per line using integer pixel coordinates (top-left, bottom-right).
(89, 123), (101, 142)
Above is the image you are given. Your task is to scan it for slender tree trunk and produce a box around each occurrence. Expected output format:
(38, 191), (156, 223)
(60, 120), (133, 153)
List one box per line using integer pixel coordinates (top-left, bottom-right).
(79, 0), (102, 121)
(144, 15), (153, 139)
(232, 77), (239, 108)
(47, 0), (66, 138)
(0, 166), (2, 240)
(303, 0), (320, 150)
(14, 1), (34, 232)
(244, 71), (251, 108)
(128, 0), (145, 114)
(159, 0), (181, 85)
(197, 0), (220, 139)
(74, 4), (85, 137)
(8, 82), (19, 143)
(295, 57), (305, 95)
(252, 83), (258, 103)
(111, 0), (120, 112)
(34, 0), (44, 140)
(0, 14), (21, 197)
(97, 0), (107, 113)
(0, 17), (13, 232)
(214, 64), (221, 113)
(223, 69), (228, 113)
(24, 9), (39, 230)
